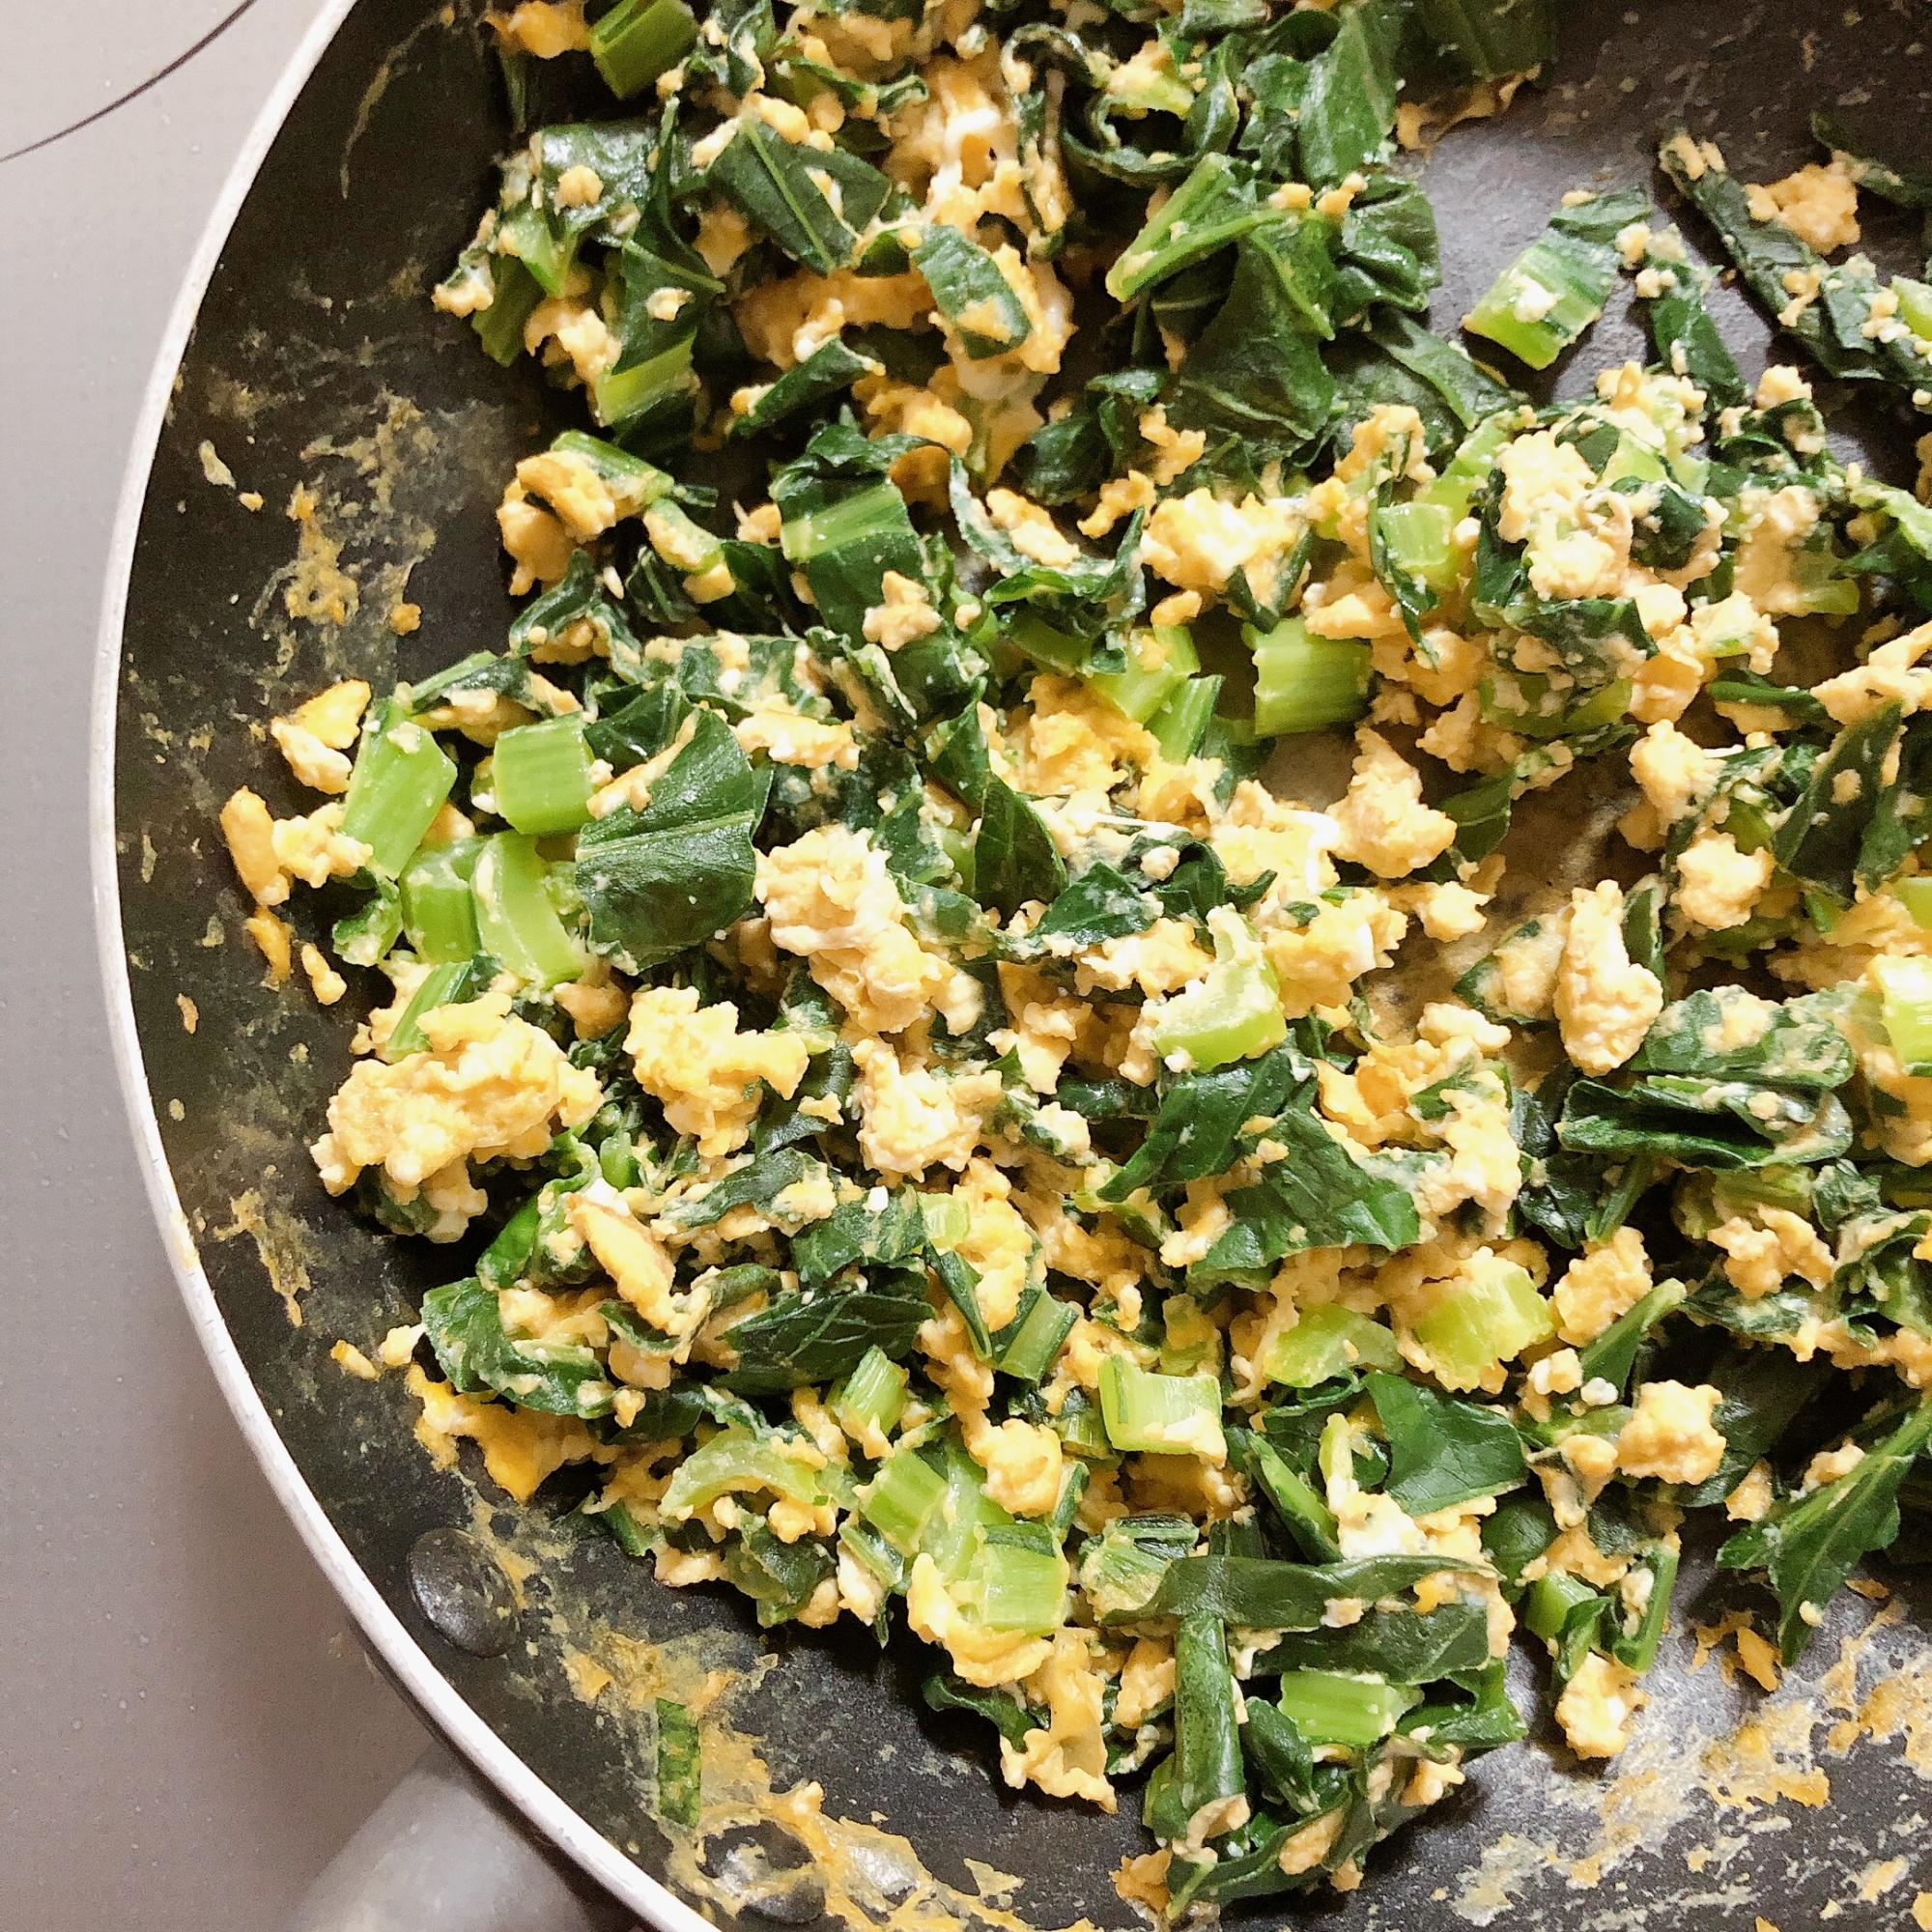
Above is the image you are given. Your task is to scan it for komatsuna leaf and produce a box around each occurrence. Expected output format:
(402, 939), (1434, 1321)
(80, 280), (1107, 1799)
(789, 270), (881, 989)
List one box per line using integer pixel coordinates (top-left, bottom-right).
(1558, 1077), (1853, 1170)
(790, 1187), (928, 1287)
(575, 707), (762, 967)
(915, 224), (1034, 359)
(704, 113), (861, 273)
(1833, 1208), (1932, 1339)
(1330, 178), (1440, 324)
(948, 462), (1147, 634)
(1810, 108), (1932, 211)
(1244, 1604), (1492, 1682)
(1193, 1099), (1420, 1277)
(1410, 0), (1557, 79)
(1495, 596), (1653, 690)
(1165, 223), (1338, 459)
(1719, 1400), (1932, 1662)
(724, 1519), (838, 1626)
(721, 1275), (934, 1395)
(1098, 1043), (1306, 1202)
(653, 1144), (827, 1233)
(1106, 153), (1274, 302)
(929, 700), (1067, 918)
(1658, 127), (1904, 385)
(1366, 1372), (1526, 1516)
(1629, 985), (1855, 1090)
(509, 549), (642, 668)
(421, 1276), (615, 1419)
(1463, 185), (1647, 370)
(1403, 1658), (1527, 1751)
(1670, 1341), (1832, 1508)
(1859, 704), (1932, 893)
(727, 337), (879, 439)
(776, 465), (927, 644)
(529, 118), (663, 252)
(1116, 1552), (1463, 1625)
(923, 1671), (1035, 1747)
(1368, 311), (1520, 432)
(1012, 367), (1168, 505)
(1634, 230), (1747, 410)
(1295, 0), (1403, 185)
(1026, 860), (1163, 951)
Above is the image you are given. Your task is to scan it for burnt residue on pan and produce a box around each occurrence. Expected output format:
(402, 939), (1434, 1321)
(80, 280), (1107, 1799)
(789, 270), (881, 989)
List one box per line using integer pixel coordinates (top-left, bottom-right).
(114, 0), (1932, 1926)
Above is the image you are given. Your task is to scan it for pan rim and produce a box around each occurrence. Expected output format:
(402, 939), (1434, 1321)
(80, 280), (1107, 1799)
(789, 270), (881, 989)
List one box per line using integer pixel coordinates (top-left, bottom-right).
(87, 4), (721, 1923)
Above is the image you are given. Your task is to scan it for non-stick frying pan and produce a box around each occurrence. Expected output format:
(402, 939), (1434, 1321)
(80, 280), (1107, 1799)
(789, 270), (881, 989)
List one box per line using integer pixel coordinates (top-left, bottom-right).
(97, 3), (1932, 1926)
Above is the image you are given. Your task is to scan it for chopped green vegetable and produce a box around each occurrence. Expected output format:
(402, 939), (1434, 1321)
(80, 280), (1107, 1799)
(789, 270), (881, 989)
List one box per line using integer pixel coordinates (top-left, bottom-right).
(1250, 618), (1374, 737)
(341, 701), (458, 878)
(1463, 186), (1649, 369)
(1100, 1359), (1226, 1459)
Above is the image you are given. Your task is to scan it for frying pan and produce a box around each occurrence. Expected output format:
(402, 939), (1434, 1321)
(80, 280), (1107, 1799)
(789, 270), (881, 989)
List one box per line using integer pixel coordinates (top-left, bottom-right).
(95, 2), (1932, 1926)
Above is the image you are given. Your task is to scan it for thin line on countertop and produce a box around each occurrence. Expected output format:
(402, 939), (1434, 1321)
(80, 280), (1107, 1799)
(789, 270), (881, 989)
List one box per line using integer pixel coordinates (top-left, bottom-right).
(0, 1), (266, 168)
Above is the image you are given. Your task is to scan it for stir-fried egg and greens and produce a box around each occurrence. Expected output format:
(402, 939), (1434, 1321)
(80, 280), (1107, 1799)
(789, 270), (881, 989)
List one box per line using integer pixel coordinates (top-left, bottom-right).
(219, 0), (1932, 1908)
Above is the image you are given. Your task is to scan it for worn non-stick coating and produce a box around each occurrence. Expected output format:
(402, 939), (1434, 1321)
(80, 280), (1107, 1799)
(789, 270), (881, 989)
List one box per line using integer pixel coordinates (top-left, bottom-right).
(111, 2), (1932, 1925)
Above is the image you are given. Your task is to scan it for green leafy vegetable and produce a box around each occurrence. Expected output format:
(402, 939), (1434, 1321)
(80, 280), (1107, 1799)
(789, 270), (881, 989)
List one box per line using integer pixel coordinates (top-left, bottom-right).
(1367, 1373), (1526, 1516)
(1719, 1401), (1932, 1662)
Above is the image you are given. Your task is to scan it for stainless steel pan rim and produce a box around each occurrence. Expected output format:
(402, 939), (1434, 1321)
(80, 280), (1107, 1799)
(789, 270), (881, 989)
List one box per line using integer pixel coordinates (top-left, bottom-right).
(87, 5), (706, 1921)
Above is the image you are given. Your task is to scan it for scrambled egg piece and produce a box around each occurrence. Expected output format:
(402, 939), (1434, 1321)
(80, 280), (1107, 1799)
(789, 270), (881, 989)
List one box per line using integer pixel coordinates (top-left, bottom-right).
(1553, 1226), (1653, 1345)
(1555, 1652), (1646, 1759)
(1630, 719), (1721, 828)
(906, 1552), (1055, 1688)
(1113, 1635), (1175, 1729)
(270, 678), (369, 792)
(1554, 881), (1662, 1076)
(975, 1415), (1065, 1518)
(987, 489), (1082, 567)
(1676, 830), (1775, 932)
(1330, 729), (1457, 879)
(497, 481), (576, 594)
(732, 699), (861, 771)
(757, 825), (969, 1034)
(487, 1), (588, 57)
(862, 570), (943, 651)
(572, 1186), (700, 1345)
(1073, 920), (1214, 999)
(1211, 781), (1342, 920)
(851, 1037), (1001, 1179)
(1746, 158), (1861, 253)
(1416, 1074), (1522, 1236)
(220, 788), (290, 906)
(1140, 489), (1305, 609)
(1492, 916), (1573, 1024)
(1814, 617), (1932, 725)
(626, 985), (810, 1155)
(1002, 1631), (1116, 1810)
(1708, 1208), (1834, 1300)
(736, 269), (932, 371)
(1616, 1379), (1727, 1485)
(1017, 675), (1158, 796)
(407, 1363), (601, 1502)
(1391, 880), (1492, 941)
(1495, 429), (1633, 604)
(314, 991), (601, 1203)
(1731, 485), (1827, 618)
(1264, 892), (1406, 1017)
(989, 970), (1087, 1092)
(948, 1157), (1037, 1326)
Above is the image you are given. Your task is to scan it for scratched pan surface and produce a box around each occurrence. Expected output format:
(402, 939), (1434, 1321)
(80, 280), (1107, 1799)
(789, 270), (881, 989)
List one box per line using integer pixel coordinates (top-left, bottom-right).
(110, 1), (1932, 1925)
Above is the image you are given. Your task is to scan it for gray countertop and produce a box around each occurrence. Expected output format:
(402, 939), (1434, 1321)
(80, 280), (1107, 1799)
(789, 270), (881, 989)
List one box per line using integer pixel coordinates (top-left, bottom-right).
(0, 6), (431, 1924)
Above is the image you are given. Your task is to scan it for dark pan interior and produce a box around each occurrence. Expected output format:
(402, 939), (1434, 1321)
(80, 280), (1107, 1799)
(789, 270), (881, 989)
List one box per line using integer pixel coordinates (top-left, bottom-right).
(114, 1), (1932, 1924)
